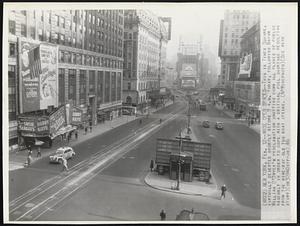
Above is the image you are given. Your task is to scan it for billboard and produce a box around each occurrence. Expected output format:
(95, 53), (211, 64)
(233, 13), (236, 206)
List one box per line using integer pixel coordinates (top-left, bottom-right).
(39, 43), (59, 109)
(18, 116), (50, 137)
(49, 105), (66, 137)
(72, 106), (83, 125)
(181, 63), (197, 77)
(238, 53), (252, 78)
(20, 39), (58, 113)
(181, 79), (196, 88)
(156, 138), (212, 170)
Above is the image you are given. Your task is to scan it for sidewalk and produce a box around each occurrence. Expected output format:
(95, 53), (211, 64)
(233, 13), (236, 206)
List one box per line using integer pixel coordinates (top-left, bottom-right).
(9, 101), (175, 171)
(214, 104), (260, 134)
(9, 115), (136, 171)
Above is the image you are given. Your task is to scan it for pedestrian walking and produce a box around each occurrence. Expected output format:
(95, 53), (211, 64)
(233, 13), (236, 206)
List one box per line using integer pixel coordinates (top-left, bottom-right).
(220, 184), (227, 199)
(67, 133), (70, 143)
(160, 209), (166, 220)
(85, 127), (88, 135)
(150, 160), (154, 172)
(37, 147), (41, 158)
(28, 145), (32, 157)
(75, 130), (78, 139)
(27, 154), (32, 166)
(61, 157), (68, 172)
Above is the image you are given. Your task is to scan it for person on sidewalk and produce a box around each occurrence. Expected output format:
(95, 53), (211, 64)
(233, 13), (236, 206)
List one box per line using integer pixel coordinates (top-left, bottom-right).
(75, 130), (78, 140)
(37, 147), (41, 158)
(150, 160), (154, 172)
(27, 154), (32, 166)
(28, 145), (32, 156)
(89, 121), (93, 132)
(84, 127), (88, 135)
(160, 209), (166, 220)
(61, 157), (68, 172)
(220, 184), (227, 199)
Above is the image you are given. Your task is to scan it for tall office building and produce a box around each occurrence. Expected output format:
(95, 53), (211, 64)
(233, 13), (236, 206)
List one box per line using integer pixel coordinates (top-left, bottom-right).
(218, 10), (259, 90)
(7, 9), (124, 149)
(122, 10), (171, 113)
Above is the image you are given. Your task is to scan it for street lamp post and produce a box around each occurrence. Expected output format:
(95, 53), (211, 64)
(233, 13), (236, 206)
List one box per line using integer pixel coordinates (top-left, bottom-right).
(176, 131), (184, 190)
(187, 100), (191, 134)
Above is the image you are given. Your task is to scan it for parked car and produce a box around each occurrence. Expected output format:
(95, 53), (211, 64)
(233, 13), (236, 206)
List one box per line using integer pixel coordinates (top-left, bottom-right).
(215, 122), (224, 130)
(49, 146), (75, 163)
(202, 120), (210, 128)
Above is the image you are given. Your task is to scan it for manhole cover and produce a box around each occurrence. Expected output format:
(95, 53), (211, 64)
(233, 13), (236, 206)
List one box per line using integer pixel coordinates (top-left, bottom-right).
(25, 203), (35, 208)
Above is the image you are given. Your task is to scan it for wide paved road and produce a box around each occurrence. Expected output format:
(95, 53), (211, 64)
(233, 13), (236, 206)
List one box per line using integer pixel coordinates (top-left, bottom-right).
(9, 95), (260, 221)
(190, 103), (260, 210)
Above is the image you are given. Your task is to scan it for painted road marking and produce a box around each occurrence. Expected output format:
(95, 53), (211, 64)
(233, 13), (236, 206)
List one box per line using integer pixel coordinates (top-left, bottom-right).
(128, 156), (135, 159)
(208, 134), (215, 138)
(231, 168), (239, 172)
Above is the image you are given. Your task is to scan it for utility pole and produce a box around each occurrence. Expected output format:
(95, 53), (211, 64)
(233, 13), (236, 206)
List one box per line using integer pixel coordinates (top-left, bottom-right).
(176, 131), (183, 190)
(187, 100), (191, 134)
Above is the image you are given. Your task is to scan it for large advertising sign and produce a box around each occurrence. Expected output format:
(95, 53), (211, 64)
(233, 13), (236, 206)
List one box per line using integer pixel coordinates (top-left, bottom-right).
(181, 63), (197, 77)
(36, 117), (50, 135)
(238, 53), (252, 78)
(181, 79), (196, 88)
(39, 44), (59, 109)
(49, 106), (66, 136)
(72, 106), (83, 125)
(18, 116), (50, 137)
(20, 39), (58, 113)
(18, 117), (36, 133)
(20, 41), (40, 112)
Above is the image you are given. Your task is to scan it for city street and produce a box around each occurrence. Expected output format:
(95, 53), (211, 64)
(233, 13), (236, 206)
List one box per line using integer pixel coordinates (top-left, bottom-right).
(9, 94), (260, 221)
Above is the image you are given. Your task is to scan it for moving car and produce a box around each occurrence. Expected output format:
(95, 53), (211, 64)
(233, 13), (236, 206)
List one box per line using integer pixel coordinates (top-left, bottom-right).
(202, 120), (210, 128)
(49, 146), (75, 163)
(215, 122), (224, 130)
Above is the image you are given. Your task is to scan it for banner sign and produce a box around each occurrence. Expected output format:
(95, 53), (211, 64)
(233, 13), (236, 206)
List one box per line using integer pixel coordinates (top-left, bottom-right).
(20, 39), (58, 113)
(72, 106), (83, 125)
(18, 117), (36, 133)
(36, 117), (50, 135)
(49, 105), (66, 136)
(238, 53), (252, 78)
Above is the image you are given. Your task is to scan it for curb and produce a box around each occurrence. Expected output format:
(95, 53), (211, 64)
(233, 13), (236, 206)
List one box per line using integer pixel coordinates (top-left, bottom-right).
(143, 173), (204, 197)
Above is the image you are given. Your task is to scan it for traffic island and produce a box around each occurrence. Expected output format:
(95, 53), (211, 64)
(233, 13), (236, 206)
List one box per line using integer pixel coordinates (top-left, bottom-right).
(144, 170), (219, 198)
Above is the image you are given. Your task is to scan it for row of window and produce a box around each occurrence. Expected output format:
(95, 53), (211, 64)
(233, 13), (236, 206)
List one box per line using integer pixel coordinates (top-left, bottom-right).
(58, 69), (122, 106)
(8, 65), (17, 121)
(59, 50), (123, 69)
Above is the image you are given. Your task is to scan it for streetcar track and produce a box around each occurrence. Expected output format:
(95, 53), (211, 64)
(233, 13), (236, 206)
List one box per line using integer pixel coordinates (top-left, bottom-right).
(10, 105), (186, 221)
